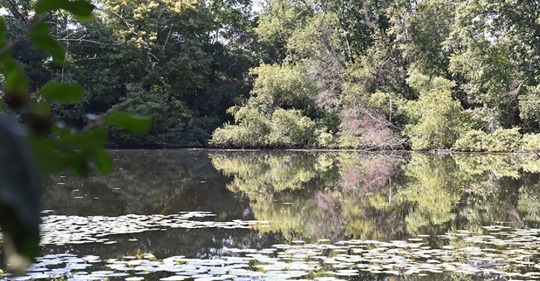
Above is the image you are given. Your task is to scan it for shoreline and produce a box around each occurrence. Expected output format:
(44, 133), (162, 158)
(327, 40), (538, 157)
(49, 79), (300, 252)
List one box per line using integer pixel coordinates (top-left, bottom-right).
(105, 146), (540, 156)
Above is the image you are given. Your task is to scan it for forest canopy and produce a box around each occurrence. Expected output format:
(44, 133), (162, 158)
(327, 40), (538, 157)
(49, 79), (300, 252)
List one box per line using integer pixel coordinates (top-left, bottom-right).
(2, 0), (540, 151)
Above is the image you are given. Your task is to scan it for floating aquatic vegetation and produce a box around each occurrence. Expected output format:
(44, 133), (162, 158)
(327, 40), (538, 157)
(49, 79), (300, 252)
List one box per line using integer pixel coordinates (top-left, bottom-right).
(3, 224), (540, 280)
(38, 212), (263, 246)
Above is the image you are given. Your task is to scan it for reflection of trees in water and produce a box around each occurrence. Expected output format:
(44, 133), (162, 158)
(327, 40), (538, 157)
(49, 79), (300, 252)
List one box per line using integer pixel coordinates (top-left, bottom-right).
(211, 151), (405, 241)
(42, 150), (246, 220)
(40, 228), (283, 260)
(339, 153), (398, 196)
(211, 151), (540, 242)
(42, 150), (540, 246)
(399, 155), (461, 235)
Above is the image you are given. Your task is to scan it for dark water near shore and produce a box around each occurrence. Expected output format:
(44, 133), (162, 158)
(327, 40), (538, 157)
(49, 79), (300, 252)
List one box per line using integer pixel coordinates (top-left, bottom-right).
(3, 149), (540, 280)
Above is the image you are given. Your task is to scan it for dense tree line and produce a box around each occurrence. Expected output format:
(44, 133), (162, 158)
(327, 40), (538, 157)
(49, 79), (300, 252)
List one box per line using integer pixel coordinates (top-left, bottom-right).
(3, 0), (540, 150)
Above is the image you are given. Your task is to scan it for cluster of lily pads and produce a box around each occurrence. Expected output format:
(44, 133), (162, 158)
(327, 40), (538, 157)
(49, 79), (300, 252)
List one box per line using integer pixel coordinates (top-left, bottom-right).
(3, 220), (540, 280)
(39, 212), (268, 246)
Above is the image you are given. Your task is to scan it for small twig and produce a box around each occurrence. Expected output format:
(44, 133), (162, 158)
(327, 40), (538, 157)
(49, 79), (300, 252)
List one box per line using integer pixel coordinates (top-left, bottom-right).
(57, 37), (121, 46)
(106, 9), (135, 30)
(145, 47), (160, 62)
(162, 24), (174, 51)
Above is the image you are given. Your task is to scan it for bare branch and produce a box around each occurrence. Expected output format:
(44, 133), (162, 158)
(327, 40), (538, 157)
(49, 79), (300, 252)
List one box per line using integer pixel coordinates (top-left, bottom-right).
(3, 0), (28, 26)
(162, 24), (174, 51)
(57, 37), (121, 46)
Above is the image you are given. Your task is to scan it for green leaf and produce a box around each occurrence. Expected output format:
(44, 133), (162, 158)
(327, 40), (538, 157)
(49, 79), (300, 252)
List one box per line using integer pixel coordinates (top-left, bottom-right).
(35, 0), (94, 21)
(28, 21), (65, 64)
(57, 127), (108, 150)
(66, 151), (89, 177)
(27, 136), (66, 173)
(88, 149), (113, 174)
(66, 0), (95, 22)
(38, 82), (84, 104)
(105, 112), (152, 134)
(35, 0), (68, 13)
(0, 118), (41, 273)
(4, 61), (29, 94)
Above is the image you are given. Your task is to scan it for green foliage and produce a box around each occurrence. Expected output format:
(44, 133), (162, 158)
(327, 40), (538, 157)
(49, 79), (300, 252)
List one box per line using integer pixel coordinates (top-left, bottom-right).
(446, 0), (540, 127)
(519, 85), (540, 131)
(488, 127), (522, 152)
(249, 63), (318, 114)
(453, 130), (490, 152)
(107, 84), (187, 146)
(404, 73), (467, 150)
(406, 70), (456, 96)
(105, 112), (152, 135)
(0, 0), (100, 271)
(521, 133), (540, 152)
(454, 128), (524, 152)
(316, 129), (335, 148)
(0, 0), (151, 270)
(390, 0), (453, 76)
(10, 0), (540, 151)
(211, 107), (319, 148)
(28, 21), (67, 65)
(38, 82), (84, 104)
(36, 0), (95, 21)
(269, 109), (317, 147)
(210, 107), (271, 148)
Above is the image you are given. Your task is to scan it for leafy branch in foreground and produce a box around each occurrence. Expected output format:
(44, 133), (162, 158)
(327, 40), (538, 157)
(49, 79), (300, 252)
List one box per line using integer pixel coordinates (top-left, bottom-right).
(0, 0), (150, 272)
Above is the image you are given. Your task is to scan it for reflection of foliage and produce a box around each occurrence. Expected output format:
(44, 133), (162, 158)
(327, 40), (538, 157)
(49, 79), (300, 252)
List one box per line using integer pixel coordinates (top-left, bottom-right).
(211, 151), (339, 240)
(454, 154), (540, 178)
(338, 153), (398, 195)
(400, 154), (462, 235)
(211, 152), (325, 193)
(518, 182), (540, 225)
(43, 150), (246, 221)
(211, 151), (540, 243)
(211, 151), (404, 241)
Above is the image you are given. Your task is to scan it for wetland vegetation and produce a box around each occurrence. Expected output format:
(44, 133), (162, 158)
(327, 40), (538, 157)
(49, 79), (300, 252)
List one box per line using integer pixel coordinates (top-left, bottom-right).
(2, 150), (540, 280)
(2, 0), (540, 280)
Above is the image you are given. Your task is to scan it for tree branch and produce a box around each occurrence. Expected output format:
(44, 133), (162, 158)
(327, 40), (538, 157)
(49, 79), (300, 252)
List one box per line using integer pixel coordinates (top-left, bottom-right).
(57, 37), (121, 46)
(162, 24), (174, 51)
(3, 0), (28, 26)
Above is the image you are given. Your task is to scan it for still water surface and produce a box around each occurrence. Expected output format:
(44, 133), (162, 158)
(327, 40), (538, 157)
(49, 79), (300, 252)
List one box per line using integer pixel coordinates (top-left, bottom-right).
(3, 149), (540, 280)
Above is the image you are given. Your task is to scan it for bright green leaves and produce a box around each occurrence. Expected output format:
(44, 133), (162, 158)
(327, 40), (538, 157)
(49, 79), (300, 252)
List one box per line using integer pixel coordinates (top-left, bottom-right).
(2, 61), (30, 109)
(36, 0), (95, 21)
(38, 83), (84, 104)
(0, 119), (41, 274)
(29, 127), (112, 177)
(404, 72), (468, 150)
(105, 112), (152, 135)
(26, 112), (151, 177)
(53, 126), (108, 149)
(0, 0), (151, 271)
(3, 62), (28, 94)
(28, 110), (152, 177)
(28, 21), (66, 64)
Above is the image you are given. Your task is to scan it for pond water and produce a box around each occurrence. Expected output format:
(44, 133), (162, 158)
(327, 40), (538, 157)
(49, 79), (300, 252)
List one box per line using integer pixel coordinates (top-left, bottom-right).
(2, 149), (540, 280)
